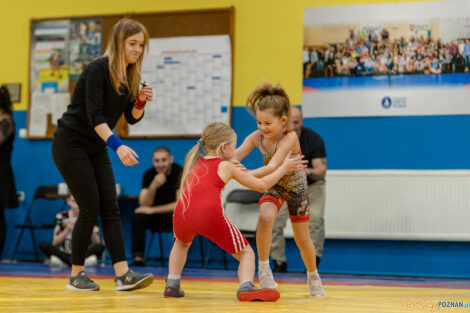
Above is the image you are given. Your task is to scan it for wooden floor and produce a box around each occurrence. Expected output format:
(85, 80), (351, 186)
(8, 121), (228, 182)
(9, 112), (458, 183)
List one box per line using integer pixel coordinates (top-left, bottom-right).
(0, 276), (469, 313)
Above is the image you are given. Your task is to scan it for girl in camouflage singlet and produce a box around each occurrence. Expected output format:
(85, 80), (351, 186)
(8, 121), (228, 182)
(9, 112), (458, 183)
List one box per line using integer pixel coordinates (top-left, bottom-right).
(234, 83), (325, 297)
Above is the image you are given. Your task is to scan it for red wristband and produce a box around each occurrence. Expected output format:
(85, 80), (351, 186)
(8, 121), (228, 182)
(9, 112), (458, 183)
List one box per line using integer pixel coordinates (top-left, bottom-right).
(135, 97), (146, 110)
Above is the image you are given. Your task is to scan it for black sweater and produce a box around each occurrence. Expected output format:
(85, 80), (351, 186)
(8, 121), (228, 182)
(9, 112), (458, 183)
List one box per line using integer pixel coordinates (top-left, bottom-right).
(58, 56), (143, 142)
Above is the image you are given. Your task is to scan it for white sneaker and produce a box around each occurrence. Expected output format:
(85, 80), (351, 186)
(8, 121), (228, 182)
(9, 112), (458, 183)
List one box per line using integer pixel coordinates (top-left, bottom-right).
(307, 275), (325, 297)
(50, 255), (67, 267)
(84, 255), (98, 267)
(258, 268), (278, 289)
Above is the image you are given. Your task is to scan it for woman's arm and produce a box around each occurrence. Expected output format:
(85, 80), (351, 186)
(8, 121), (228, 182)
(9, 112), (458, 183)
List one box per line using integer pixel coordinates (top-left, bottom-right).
(233, 131), (258, 162)
(94, 123), (139, 166)
(249, 132), (299, 178)
(134, 202), (177, 214)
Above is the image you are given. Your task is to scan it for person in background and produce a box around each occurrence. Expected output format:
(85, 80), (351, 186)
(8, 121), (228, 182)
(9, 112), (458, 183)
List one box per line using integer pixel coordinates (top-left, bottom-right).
(0, 85), (19, 260)
(131, 147), (182, 266)
(270, 106), (327, 273)
(40, 194), (105, 266)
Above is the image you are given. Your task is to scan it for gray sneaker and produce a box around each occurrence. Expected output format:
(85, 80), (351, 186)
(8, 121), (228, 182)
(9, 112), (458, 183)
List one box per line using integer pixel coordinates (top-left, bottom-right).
(307, 275), (326, 297)
(163, 278), (185, 298)
(66, 271), (100, 291)
(258, 268), (278, 289)
(115, 269), (154, 291)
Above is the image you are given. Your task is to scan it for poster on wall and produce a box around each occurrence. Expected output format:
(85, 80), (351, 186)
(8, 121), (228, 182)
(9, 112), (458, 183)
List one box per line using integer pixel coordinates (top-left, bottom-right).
(31, 20), (70, 93)
(302, 0), (470, 118)
(69, 18), (103, 80)
(129, 35), (232, 136)
(28, 18), (103, 136)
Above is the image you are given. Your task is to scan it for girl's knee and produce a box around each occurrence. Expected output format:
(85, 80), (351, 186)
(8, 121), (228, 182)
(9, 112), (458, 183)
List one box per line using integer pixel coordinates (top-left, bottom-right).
(258, 207), (277, 225)
(258, 213), (275, 226)
(234, 244), (255, 261)
(241, 244), (254, 255)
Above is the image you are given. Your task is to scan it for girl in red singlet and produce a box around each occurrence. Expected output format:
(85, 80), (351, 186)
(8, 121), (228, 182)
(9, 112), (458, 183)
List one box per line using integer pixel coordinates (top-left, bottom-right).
(164, 122), (305, 302)
(234, 83), (325, 297)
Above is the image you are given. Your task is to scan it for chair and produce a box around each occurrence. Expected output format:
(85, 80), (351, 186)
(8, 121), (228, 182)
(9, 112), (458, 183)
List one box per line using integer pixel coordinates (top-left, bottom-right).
(146, 231), (205, 268)
(145, 230), (171, 267)
(12, 185), (67, 261)
(203, 189), (263, 269)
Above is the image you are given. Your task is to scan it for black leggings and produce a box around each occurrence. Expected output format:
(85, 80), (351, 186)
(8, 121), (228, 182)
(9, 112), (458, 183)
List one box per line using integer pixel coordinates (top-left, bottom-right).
(0, 202), (5, 259)
(52, 127), (126, 265)
(40, 241), (105, 266)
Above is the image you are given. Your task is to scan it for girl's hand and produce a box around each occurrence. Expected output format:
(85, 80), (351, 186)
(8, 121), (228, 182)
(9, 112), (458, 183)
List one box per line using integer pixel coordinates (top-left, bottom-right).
(116, 145), (139, 166)
(281, 152), (308, 172)
(138, 83), (153, 102)
(231, 160), (247, 171)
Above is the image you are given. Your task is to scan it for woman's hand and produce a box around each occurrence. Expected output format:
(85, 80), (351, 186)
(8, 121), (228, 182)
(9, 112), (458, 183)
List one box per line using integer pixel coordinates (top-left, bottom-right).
(281, 152), (308, 172)
(138, 83), (153, 103)
(116, 145), (139, 166)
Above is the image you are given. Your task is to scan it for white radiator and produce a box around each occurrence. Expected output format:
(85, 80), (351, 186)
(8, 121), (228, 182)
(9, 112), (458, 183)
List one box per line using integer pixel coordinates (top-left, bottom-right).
(324, 170), (470, 241)
(223, 170), (470, 241)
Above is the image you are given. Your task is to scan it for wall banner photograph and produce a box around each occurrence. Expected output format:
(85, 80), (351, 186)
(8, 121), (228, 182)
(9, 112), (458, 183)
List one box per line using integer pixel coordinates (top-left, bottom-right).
(302, 0), (470, 118)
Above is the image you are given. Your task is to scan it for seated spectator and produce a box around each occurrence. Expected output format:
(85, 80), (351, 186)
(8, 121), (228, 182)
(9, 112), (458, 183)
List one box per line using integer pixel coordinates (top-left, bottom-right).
(363, 55), (375, 74)
(429, 54), (442, 74)
(354, 56), (364, 76)
(40, 194), (105, 266)
(131, 147), (182, 266)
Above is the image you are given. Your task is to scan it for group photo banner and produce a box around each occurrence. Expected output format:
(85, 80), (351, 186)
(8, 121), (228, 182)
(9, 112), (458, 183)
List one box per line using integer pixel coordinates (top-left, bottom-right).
(302, 0), (470, 118)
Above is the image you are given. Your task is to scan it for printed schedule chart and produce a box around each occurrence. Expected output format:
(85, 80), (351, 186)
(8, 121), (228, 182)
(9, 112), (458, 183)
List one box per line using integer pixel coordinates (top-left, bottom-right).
(129, 35), (232, 136)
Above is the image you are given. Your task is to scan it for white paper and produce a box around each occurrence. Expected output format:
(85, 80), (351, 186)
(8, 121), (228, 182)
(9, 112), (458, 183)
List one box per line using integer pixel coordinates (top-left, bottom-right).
(129, 35), (232, 136)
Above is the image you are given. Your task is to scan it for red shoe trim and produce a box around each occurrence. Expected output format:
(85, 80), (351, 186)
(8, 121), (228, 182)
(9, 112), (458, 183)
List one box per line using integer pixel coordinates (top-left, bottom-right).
(238, 289), (280, 302)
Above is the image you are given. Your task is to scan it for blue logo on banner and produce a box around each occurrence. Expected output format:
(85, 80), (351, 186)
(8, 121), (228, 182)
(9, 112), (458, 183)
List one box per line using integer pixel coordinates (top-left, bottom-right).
(381, 96), (392, 109)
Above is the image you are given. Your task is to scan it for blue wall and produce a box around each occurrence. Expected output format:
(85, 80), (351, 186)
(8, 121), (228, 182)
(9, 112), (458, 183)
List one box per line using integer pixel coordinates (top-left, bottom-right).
(5, 108), (470, 278)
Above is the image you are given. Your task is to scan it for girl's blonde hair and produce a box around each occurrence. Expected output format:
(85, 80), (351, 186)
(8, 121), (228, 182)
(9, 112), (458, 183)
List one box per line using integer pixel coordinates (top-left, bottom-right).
(246, 82), (291, 125)
(179, 122), (236, 209)
(105, 18), (149, 100)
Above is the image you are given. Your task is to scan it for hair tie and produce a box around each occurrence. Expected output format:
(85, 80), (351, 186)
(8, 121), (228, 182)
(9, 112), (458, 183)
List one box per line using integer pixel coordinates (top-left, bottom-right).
(197, 139), (205, 147)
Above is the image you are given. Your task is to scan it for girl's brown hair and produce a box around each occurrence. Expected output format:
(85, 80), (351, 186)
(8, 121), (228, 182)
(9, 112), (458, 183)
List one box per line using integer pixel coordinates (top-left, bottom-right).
(246, 82), (291, 123)
(105, 18), (149, 100)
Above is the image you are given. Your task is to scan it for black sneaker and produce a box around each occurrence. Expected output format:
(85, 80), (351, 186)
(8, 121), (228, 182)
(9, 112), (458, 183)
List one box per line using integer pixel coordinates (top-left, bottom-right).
(115, 269), (154, 291)
(273, 261), (287, 273)
(66, 271), (100, 291)
(163, 284), (185, 298)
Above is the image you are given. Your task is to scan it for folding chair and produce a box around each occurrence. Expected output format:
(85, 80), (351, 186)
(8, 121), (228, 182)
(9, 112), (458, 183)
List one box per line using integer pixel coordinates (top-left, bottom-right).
(12, 185), (67, 261)
(203, 189), (262, 269)
(146, 231), (205, 268)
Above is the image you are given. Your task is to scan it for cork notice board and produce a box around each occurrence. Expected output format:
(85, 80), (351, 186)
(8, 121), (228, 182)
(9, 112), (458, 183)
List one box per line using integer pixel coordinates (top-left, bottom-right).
(27, 7), (234, 139)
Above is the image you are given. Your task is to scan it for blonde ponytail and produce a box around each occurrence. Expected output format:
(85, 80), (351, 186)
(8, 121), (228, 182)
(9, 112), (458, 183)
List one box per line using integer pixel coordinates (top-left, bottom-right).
(178, 122), (236, 210)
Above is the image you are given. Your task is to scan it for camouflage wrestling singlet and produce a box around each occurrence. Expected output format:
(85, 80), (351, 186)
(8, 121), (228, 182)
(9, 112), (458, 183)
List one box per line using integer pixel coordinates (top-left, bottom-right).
(256, 130), (310, 222)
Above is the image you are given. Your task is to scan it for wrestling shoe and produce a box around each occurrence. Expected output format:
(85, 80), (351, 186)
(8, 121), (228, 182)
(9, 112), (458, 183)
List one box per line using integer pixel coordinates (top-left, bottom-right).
(237, 281), (280, 302)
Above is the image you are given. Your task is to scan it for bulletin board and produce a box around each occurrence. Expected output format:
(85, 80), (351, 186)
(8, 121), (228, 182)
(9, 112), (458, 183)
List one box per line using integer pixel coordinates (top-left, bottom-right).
(27, 8), (234, 139)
